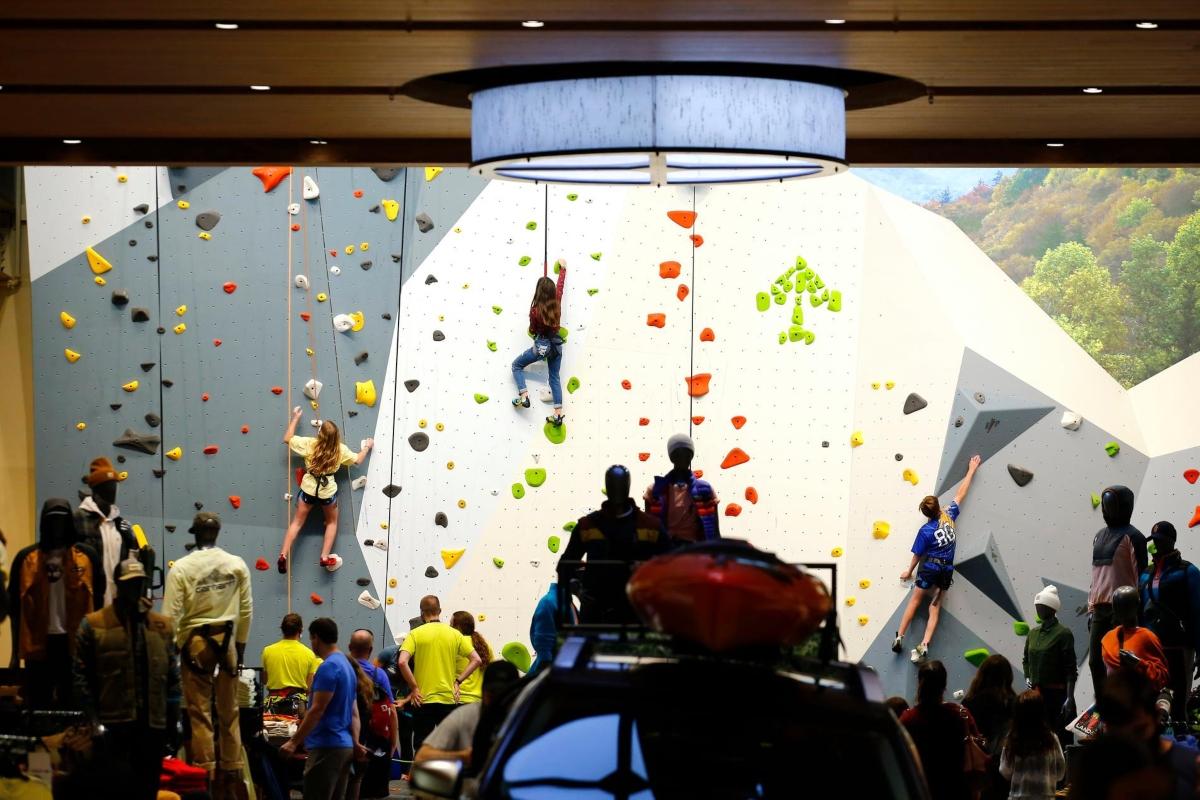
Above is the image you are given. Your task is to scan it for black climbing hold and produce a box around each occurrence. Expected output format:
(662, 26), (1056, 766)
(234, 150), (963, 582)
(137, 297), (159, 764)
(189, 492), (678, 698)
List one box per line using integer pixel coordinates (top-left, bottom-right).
(902, 393), (928, 415)
(144, 220), (153, 229)
(161, 378), (173, 387)
(382, 484), (401, 498)
(165, 525), (175, 533)
(131, 308), (151, 322)
(954, 416), (964, 428)
(116, 455), (125, 463)
(184, 542), (197, 552)
(109, 403), (122, 411)
(425, 566), (439, 578)
(415, 212), (434, 233)
(1007, 464), (1034, 487)
(356, 577), (371, 587)
(347, 410), (357, 417)
(177, 184), (187, 193)
(895, 453), (904, 461)
(404, 380), (419, 393)
(368, 205), (380, 214)
(381, 313), (392, 320)
(156, 327), (166, 335)
(140, 362), (155, 372)
(364, 539), (375, 547)
(425, 275), (438, 285)
(194, 501), (203, 510)
(129, 240), (137, 247)
(354, 351), (368, 366)
(434, 512), (448, 528)
(391, 254), (402, 263)
(821, 441), (830, 448)
(195, 211), (221, 231)
(113, 428), (161, 455)
(371, 167), (401, 182)
(408, 432), (430, 452)
(147, 255), (158, 263)
(111, 290), (130, 306)
(360, 260), (373, 270)
(133, 203), (150, 215)
(432, 330), (445, 342)
(152, 468), (165, 478)
(974, 392), (986, 404)
(145, 412), (161, 428)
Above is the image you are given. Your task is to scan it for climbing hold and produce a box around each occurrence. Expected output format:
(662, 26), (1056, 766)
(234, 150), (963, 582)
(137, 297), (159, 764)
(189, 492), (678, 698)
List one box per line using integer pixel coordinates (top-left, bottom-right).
(241, 425), (250, 435)
(270, 386), (283, 395)
(659, 261), (681, 280)
(638, 417), (650, 426)
(1013, 621), (1030, 637)
(165, 447), (182, 461)
(94, 276), (107, 286)
(516, 255), (532, 268)
(121, 379), (139, 393)
(109, 403), (122, 411)
(856, 615), (869, 626)
(60, 310), (76, 329)
(405, 380), (420, 393)
(902, 393), (928, 415)
(301, 174), (319, 200)
(424, 167), (443, 182)
(252, 558), (270, 571)
(699, 328), (715, 342)
(587, 288), (599, 296)
(309, 592), (324, 606)
(174, 304), (187, 317)
(144, 412), (161, 429)
(756, 293), (771, 312)
(329, 265), (341, 277)
(523, 220), (538, 232)
(1190, 506), (1200, 529)
(139, 362), (155, 372)
(859, 579), (871, 590)
(501, 642), (532, 674)
(725, 503), (742, 517)
(563, 521), (577, 533)
(441, 548), (465, 569)
(173, 323), (187, 335)
(646, 313), (666, 328)
(75, 422), (86, 431)
(380, 198), (399, 221)
(621, 380), (632, 390)
(731, 416), (746, 430)
(902, 469), (919, 485)
(348, 311), (364, 332)
(667, 210), (697, 229)
(433, 330), (445, 341)
(525, 468), (547, 487)
(287, 203), (300, 216)
(354, 351), (369, 366)
(492, 306), (503, 315)
(1091, 492), (1102, 509)
(684, 373), (711, 397)
(512, 483), (526, 499)
(289, 224), (301, 233)
(251, 166), (291, 193)
(355, 380), (377, 407)
(226, 495), (241, 510)
(316, 292), (328, 303)
(845, 597), (856, 607)
(333, 314), (353, 333)
(64, 348), (82, 363)
(964, 649), (991, 668)
(113, 429), (161, 455)
(408, 432), (429, 452)
(850, 431), (864, 447)
(720, 448), (750, 469)
(382, 484), (402, 498)
(175, 200), (190, 210)
(692, 416), (704, 425)
(690, 235), (704, 248)
(745, 487), (758, 504)
(1185, 469), (1200, 485)
(885, 381), (895, 390)
(202, 444), (219, 455)
(676, 284), (689, 301)
(543, 420), (567, 445)
(133, 203), (149, 215)
(827, 290), (843, 312)
(304, 379), (323, 401)
(588, 252), (602, 262)
(831, 546), (844, 558)
(85, 247), (112, 275)
(639, 453), (651, 461)
(474, 393), (489, 404)
(195, 211), (221, 231)
(294, 274), (310, 290)
(872, 521), (890, 540)
(1061, 411), (1083, 431)
(1007, 464), (1034, 487)
(1104, 441), (1121, 457)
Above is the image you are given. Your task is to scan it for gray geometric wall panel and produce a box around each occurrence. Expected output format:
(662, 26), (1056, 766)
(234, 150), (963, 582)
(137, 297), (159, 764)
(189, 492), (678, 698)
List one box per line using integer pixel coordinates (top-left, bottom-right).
(954, 533), (1023, 620)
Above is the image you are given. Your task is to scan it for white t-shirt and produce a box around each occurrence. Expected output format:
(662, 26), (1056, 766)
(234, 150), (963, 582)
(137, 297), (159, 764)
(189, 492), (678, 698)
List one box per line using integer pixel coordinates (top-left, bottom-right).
(44, 550), (66, 635)
(424, 702), (483, 752)
(79, 496), (124, 605)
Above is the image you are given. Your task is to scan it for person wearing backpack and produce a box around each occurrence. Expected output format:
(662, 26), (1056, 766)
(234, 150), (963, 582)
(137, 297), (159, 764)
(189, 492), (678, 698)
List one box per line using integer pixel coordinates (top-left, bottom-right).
(1139, 521), (1200, 725)
(346, 629), (399, 800)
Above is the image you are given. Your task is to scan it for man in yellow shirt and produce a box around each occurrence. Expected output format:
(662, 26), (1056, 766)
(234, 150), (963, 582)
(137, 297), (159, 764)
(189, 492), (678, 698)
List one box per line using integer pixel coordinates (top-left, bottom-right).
(261, 612), (321, 714)
(398, 595), (482, 752)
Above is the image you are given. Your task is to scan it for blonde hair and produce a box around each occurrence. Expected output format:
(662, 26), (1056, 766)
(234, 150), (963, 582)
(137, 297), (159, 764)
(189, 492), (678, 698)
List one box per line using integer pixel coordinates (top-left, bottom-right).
(308, 420), (342, 475)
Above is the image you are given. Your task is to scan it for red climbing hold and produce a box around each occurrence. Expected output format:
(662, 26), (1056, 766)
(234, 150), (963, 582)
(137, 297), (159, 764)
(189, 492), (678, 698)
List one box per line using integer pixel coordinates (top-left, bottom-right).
(699, 327), (715, 342)
(201, 393), (210, 402)
(300, 312), (311, 322)
(694, 469), (704, 478)
(667, 210), (697, 229)
(659, 261), (681, 279)
(721, 447), (750, 469)
(223, 282), (237, 294)
(213, 339), (222, 347)
(310, 592), (324, 605)
(241, 425), (250, 434)
(647, 313), (666, 328)
(255, 558), (270, 571)
(290, 223), (301, 232)
(690, 235), (704, 248)
(621, 380), (632, 390)
(725, 503), (742, 517)
(1186, 469), (1200, 485)
(731, 416), (746, 430)
(639, 452), (650, 462)
(251, 166), (291, 193)
(677, 284), (689, 302)
(685, 373), (712, 397)
(1190, 506), (1200, 529)
(203, 445), (219, 455)
(271, 386), (283, 395)
(745, 487), (759, 504)
(228, 495), (241, 509)
(639, 417), (650, 426)
(329, 249), (338, 257)
(692, 416), (705, 425)
(353, 189), (364, 198)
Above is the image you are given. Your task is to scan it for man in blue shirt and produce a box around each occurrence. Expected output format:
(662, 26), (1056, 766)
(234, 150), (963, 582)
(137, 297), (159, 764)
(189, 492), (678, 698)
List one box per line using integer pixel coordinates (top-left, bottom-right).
(279, 617), (365, 800)
(893, 454), (982, 663)
(348, 628), (399, 799)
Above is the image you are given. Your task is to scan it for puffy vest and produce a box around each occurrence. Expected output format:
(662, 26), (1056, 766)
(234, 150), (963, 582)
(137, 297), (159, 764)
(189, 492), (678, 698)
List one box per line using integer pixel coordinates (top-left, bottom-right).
(18, 546), (95, 659)
(82, 605), (175, 729)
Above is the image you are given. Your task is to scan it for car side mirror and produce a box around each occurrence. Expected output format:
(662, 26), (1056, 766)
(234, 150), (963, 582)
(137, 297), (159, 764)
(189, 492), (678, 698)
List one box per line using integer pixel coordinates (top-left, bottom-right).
(411, 759), (464, 798)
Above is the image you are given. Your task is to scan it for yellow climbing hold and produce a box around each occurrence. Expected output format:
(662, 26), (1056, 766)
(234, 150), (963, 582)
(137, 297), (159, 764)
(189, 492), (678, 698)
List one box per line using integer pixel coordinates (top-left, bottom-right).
(94, 276), (106, 286)
(81, 215), (91, 225)
(198, 232), (212, 240)
(310, 401), (319, 410)
(60, 311), (76, 329)
(75, 422), (87, 431)
(457, 499), (467, 509)
(355, 379), (377, 407)
(424, 166), (443, 182)
(173, 323), (187, 334)
(902, 469), (919, 486)
(871, 382), (880, 390)
(381, 199), (399, 221)
(885, 380), (895, 390)
(177, 200), (190, 209)
(858, 615), (869, 626)
(316, 292), (328, 303)
(165, 446), (182, 460)
(419, 418), (429, 429)
(117, 173), (128, 183)
(850, 431), (864, 447)
(359, 242), (369, 252)
(345, 245), (355, 255)
(168, 561), (175, 569)
(441, 548), (465, 569)
(859, 579), (872, 589)
(175, 304), (187, 316)
(388, 577), (398, 588)
(349, 311), (364, 331)
(380, 522), (388, 529)
(435, 422), (444, 432)
(386, 596), (394, 605)
(117, 471), (128, 481)
(64, 348), (81, 363)
(831, 546), (844, 558)
(454, 227), (462, 234)
(872, 521), (890, 540)
(85, 247), (112, 275)
(121, 379), (139, 392)
(845, 596), (856, 606)
(447, 461), (455, 470)
(478, 614), (486, 622)
(306, 348), (314, 356)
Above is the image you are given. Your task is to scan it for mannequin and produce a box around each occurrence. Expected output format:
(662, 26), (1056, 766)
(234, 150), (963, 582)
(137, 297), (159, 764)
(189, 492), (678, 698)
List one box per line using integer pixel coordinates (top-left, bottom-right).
(1023, 585), (1076, 747)
(644, 434), (721, 544)
(8, 497), (103, 708)
(75, 456), (139, 606)
(560, 465), (670, 624)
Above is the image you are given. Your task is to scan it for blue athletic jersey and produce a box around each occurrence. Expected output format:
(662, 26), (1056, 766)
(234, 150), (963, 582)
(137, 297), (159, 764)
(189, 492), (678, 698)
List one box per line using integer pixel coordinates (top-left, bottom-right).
(912, 502), (960, 572)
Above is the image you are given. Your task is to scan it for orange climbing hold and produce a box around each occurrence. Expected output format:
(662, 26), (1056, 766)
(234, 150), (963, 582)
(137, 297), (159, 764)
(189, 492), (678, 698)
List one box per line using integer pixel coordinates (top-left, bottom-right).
(300, 312), (311, 322)
(668, 210), (697, 229)
(639, 417), (650, 426)
(647, 313), (666, 328)
(290, 223), (301, 232)
(203, 445), (219, 455)
(731, 416), (746, 430)
(685, 373), (712, 397)
(241, 425), (250, 434)
(254, 558), (269, 571)
(1186, 469), (1200, 484)
(201, 393), (210, 402)
(721, 447), (750, 469)
(228, 495), (241, 509)
(659, 261), (681, 279)
(251, 166), (291, 193)
(745, 487), (759, 504)
(213, 339), (222, 347)
(699, 327), (715, 342)
(310, 592), (324, 605)
(1190, 506), (1200, 529)
(223, 282), (237, 294)
(692, 416), (705, 425)
(621, 380), (632, 390)
(690, 235), (704, 248)
(638, 452), (650, 462)
(677, 284), (689, 301)
(694, 470), (704, 478)
(725, 503), (742, 517)
(271, 386), (283, 395)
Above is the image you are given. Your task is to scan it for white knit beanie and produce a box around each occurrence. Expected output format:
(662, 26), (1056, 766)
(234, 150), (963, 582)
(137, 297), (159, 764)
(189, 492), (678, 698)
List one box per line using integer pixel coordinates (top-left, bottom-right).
(1034, 585), (1061, 612)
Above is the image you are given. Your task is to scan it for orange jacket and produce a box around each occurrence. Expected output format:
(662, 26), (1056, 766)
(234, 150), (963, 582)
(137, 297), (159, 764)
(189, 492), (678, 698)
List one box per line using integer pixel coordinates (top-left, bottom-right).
(1101, 625), (1170, 689)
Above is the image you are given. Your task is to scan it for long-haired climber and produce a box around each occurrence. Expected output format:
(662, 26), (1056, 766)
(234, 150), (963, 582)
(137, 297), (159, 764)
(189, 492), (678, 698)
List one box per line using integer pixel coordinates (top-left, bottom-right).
(449, 610), (492, 704)
(278, 407), (372, 574)
(512, 259), (567, 426)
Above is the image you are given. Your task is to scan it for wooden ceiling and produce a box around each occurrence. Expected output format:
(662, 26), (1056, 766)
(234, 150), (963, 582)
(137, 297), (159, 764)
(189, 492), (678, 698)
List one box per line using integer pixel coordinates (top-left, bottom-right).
(0, 1), (1197, 165)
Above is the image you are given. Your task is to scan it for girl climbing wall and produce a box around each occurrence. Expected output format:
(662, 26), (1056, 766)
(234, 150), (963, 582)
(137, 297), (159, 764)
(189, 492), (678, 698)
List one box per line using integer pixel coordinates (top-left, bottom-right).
(278, 408), (373, 574)
(512, 259), (568, 426)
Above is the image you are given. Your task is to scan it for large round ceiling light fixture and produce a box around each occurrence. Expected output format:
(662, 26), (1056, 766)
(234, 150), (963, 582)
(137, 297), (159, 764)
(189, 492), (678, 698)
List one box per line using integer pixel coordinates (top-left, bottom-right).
(402, 63), (925, 186)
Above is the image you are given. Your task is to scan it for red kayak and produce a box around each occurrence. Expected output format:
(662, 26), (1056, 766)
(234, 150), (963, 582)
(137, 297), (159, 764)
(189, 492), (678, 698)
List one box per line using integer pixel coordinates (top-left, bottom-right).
(628, 540), (832, 652)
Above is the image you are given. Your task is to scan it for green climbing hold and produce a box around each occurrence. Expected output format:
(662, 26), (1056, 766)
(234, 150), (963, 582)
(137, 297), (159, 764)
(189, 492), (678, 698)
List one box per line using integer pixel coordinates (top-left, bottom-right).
(1013, 620), (1030, 637)
(815, 277), (826, 290)
(795, 256), (807, 269)
(791, 305), (804, 326)
(783, 280), (793, 292)
(778, 332), (787, 345)
(773, 293), (786, 305)
(474, 393), (489, 404)
(964, 648), (991, 668)
(1105, 441), (1121, 457)
(525, 221), (537, 231)
(544, 421), (567, 445)
(525, 468), (547, 487)
(553, 261), (562, 275)
(512, 483), (526, 499)
(566, 376), (580, 394)
(809, 292), (825, 307)
(587, 288), (599, 296)
(590, 252), (602, 261)
(492, 305), (503, 315)
(1091, 492), (1102, 509)
(563, 521), (576, 532)
(804, 331), (816, 345)
(756, 292), (770, 312)
(788, 326), (806, 343)
(518, 255), (531, 266)
(547, 535), (561, 553)
(557, 326), (569, 342)
(501, 642), (532, 673)
(828, 290), (843, 312)
(493, 557), (505, 569)
(486, 340), (497, 352)
(566, 193), (578, 201)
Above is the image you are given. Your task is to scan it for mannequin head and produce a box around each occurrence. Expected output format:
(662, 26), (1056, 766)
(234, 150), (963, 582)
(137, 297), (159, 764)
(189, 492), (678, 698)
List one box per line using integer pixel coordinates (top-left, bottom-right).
(605, 465), (631, 504)
(39, 498), (75, 550)
(84, 456), (120, 513)
(666, 433), (694, 471)
(1149, 521), (1177, 559)
(91, 481), (118, 511)
(189, 511), (221, 548)
(114, 558), (147, 615)
(1113, 585), (1140, 628)
(1033, 585), (1061, 623)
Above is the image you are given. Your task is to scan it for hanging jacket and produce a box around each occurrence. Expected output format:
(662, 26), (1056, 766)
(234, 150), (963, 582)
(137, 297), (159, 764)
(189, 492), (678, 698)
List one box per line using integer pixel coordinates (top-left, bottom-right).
(1090, 486), (1146, 611)
(1139, 551), (1200, 651)
(647, 470), (720, 542)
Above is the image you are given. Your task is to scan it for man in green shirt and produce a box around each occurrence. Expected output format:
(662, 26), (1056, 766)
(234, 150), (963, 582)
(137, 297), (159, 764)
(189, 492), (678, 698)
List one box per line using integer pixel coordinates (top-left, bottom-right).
(1024, 585), (1077, 746)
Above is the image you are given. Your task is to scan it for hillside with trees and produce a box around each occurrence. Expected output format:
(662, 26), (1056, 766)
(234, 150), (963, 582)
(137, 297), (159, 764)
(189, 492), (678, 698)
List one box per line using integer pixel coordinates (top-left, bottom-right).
(925, 168), (1200, 387)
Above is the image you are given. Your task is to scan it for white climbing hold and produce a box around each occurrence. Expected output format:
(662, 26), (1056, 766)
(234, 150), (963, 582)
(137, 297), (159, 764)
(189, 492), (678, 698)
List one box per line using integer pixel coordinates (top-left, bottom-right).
(304, 378), (323, 401)
(294, 274), (310, 290)
(287, 202), (300, 216)
(333, 313), (353, 333)
(324, 553), (343, 572)
(302, 175), (319, 200)
(357, 590), (381, 610)
(284, 493), (293, 501)
(1061, 411), (1083, 431)
(310, 418), (323, 428)
(372, 539), (387, 551)
(351, 476), (367, 491)
(329, 265), (341, 276)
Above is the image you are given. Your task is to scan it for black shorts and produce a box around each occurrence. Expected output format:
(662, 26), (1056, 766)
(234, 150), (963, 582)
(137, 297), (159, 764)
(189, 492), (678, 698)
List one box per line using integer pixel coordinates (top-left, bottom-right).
(298, 489), (337, 506)
(916, 568), (953, 592)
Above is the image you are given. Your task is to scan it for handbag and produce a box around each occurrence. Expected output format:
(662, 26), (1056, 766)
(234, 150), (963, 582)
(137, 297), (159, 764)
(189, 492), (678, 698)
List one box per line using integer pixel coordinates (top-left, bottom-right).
(959, 704), (990, 776)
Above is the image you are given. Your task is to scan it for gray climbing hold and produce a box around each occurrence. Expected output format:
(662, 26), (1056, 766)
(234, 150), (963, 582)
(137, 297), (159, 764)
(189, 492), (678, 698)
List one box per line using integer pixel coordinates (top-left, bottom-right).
(111, 290), (129, 307)
(895, 453), (904, 461)
(164, 525), (175, 533)
(415, 212), (434, 233)
(354, 351), (368, 366)
(140, 362), (155, 372)
(195, 211), (221, 231)
(145, 412), (161, 428)
(156, 326), (165, 334)
(391, 254), (402, 263)
(360, 260), (373, 270)
(409, 432), (430, 452)
(404, 380), (419, 393)
(145, 220), (153, 229)
(381, 313), (392, 320)
(131, 308), (151, 322)
(129, 240), (137, 246)
(903, 393), (928, 415)
(161, 379), (173, 387)
(974, 392), (986, 404)
(432, 330), (445, 342)
(147, 255), (157, 262)
(116, 455), (125, 463)
(954, 416), (964, 428)
(1007, 464), (1034, 487)
(109, 403), (122, 411)
(434, 512), (448, 528)
(152, 468), (165, 478)
(368, 205), (380, 214)
(113, 428), (161, 455)
(133, 203), (150, 215)
(382, 484), (402, 498)
(194, 501), (203, 510)
(822, 441), (830, 448)
(425, 566), (439, 578)
(425, 275), (437, 285)
(347, 410), (357, 417)
(371, 167), (401, 182)
(356, 577), (371, 587)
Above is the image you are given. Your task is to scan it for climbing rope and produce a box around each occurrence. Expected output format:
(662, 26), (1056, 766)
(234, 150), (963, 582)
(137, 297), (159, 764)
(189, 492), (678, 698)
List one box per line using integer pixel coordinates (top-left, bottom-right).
(688, 186), (697, 436)
(284, 171), (295, 613)
(543, 184), (549, 277)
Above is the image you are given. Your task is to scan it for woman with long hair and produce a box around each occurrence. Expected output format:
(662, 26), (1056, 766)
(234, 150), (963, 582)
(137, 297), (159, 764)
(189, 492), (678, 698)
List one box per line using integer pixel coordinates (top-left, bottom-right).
(999, 691), (1065, 800)
(511, 259), (568, 427)
(450, 611), (492, 704)
(964, 654), (1018, 799)
(900, 660), (979, 800)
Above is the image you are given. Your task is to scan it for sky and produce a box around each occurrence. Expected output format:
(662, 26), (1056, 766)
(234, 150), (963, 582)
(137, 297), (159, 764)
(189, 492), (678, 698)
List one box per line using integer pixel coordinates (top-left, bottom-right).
(854, 167), (1016, 204)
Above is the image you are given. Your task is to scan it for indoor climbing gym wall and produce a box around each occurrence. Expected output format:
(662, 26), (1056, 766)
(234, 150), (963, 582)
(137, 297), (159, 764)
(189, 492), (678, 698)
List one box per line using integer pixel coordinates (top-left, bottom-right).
(24, 166), (1200, 700)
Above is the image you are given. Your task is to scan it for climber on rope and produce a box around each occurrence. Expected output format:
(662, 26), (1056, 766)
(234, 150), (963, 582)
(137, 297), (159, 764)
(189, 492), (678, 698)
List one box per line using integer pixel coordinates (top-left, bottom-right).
(512, 258), (567, 427)
(278, 407), (372, 575)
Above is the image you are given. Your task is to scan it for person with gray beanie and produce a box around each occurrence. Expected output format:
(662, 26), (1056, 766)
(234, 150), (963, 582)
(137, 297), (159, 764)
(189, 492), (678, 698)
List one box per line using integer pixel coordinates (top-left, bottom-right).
(643, 434), (721, 544)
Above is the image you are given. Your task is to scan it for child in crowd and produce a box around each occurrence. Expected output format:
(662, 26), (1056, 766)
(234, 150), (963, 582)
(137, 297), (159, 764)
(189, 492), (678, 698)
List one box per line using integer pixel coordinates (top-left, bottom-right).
(512, 259), (567, 427)
(894, 454), (982, 663)
(278, 408), (372, 574)
(999, 690), (1066, 800)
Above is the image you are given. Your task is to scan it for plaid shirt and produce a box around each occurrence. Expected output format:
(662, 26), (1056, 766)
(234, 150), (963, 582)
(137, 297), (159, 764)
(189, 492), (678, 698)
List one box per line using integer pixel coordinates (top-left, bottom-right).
(999, 738), (1065, 799)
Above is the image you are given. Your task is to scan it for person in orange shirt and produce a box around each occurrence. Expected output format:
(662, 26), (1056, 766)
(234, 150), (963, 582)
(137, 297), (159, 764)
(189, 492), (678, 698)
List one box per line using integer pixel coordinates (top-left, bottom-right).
(1101, 585), (1171, 691)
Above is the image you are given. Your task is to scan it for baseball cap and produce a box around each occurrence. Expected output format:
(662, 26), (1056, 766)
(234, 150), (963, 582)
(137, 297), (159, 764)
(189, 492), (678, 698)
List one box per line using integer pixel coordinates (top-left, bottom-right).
(188, 511), (221, 534)
(116, 558), (146, 582)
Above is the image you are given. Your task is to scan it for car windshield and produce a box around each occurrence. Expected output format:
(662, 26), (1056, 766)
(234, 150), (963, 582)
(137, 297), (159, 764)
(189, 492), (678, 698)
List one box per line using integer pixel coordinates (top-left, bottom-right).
(496, 663), (916, 799)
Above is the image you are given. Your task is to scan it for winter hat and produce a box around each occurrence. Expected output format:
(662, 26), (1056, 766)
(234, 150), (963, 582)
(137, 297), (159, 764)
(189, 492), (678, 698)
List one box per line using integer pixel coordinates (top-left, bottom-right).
(85, 456), (119, 486)
(1034, 585), (1061, 612)
(667, 433), (694, 457)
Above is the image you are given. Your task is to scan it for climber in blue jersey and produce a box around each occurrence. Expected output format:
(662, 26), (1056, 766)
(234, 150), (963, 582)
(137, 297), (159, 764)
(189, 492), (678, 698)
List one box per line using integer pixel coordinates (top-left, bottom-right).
(893, 454), (982, 663)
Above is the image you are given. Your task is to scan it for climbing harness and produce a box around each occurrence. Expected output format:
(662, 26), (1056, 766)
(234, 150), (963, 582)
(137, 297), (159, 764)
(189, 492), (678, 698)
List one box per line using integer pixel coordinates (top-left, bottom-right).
(182, 620), (235, 675)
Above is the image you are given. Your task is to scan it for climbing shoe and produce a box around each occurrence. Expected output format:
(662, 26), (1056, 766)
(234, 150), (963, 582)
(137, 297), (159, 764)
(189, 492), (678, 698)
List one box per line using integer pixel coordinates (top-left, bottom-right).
(277, 555), (288, 574)
(512, 395), (531, 409)
(911, 643), (929, 663)
(321, 554), (343, 572)
(891, 633), (903, 654)
(546, 414), (565, 427)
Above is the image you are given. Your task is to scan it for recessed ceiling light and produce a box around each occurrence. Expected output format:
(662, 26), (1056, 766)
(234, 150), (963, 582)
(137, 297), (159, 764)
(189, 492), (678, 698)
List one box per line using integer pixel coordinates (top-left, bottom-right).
(521, 20), (544, 28)
(1135, 21), (1158, 29)
(249, 85), (271, 91)
(63, 139), (82, 145)
(214, 22), (238, 30)
(1046, 142), (1065, 147)
(1083, 87), (1103, 94)
(824, 19), (846, 24)
(309, 140), (328, 145)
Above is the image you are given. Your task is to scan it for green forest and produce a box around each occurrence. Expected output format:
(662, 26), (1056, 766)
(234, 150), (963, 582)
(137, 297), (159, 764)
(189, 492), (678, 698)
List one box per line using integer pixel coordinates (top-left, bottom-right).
(926, 168), (1200, 388)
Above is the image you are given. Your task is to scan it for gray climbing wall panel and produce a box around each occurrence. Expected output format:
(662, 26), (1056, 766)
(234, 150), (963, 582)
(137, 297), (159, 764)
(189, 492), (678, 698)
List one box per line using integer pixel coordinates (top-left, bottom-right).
(954, 533), (1023, 621)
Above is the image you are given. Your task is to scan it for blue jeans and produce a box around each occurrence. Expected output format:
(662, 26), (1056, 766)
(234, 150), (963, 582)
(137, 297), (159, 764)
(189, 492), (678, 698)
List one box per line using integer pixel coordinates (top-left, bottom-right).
(512, 336), (563, 406)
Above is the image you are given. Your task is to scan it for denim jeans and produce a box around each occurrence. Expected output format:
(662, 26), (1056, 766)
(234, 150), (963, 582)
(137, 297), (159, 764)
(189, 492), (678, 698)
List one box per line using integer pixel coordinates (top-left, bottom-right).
(512, 336), (563, 406)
